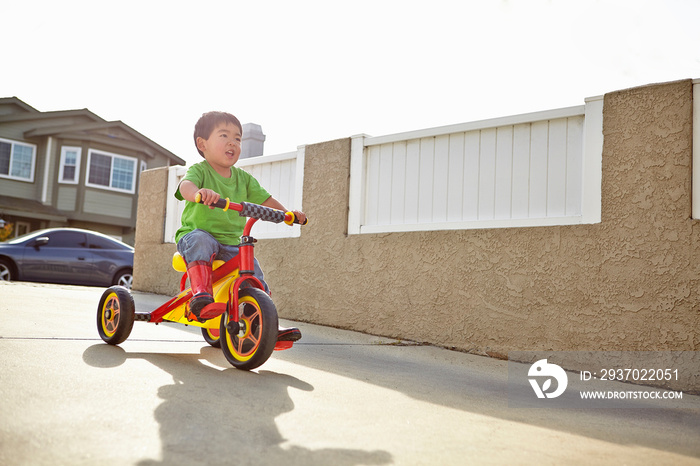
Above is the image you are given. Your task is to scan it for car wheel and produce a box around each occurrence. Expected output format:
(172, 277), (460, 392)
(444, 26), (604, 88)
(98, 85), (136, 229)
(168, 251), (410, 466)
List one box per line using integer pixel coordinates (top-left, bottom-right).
(113, 269), (133, 289)
(0, 259), (15, 281)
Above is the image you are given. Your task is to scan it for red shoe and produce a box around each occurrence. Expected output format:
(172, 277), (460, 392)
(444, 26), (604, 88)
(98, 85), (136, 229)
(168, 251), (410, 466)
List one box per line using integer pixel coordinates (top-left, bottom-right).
(187, 260), (214, 320)
(275, 327), (301, 351)
(277, 327), (302, 342)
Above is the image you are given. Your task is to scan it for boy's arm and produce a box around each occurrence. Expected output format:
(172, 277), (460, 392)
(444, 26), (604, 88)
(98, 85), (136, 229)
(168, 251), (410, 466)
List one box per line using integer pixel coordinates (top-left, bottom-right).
(179, 180), (220, 207)
(262, 196), (307, 225)
(180, 183), (306, 222)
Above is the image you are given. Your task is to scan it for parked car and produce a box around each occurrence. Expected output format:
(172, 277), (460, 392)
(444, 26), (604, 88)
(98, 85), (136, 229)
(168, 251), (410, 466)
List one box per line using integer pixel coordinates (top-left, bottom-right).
(0, 228), (134, 289)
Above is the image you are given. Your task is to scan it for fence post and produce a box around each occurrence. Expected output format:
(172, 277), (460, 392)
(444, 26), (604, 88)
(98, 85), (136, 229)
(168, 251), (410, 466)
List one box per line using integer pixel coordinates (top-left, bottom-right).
(348, 134), (368, 234)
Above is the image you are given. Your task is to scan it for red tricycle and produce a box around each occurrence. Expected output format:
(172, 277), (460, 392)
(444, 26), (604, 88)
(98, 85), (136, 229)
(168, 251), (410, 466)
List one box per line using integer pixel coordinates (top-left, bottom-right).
(96, 195), (307, 370)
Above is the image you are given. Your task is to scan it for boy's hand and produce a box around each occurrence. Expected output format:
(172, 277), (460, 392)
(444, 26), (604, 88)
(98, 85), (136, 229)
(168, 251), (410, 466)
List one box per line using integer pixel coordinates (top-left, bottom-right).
(261, 196), (306, 224)
(291, 210), (307, 225)
(196, 189), (220, 209)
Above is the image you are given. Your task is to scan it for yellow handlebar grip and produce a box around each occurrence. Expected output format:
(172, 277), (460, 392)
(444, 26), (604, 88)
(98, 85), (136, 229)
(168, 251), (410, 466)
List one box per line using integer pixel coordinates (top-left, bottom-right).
(284, 211), (295, 226)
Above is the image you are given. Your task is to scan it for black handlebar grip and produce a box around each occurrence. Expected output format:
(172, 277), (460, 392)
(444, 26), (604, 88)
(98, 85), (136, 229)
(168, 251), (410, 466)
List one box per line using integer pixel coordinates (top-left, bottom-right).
(194, 193), (229, 210)
(211, 198), (229, 209)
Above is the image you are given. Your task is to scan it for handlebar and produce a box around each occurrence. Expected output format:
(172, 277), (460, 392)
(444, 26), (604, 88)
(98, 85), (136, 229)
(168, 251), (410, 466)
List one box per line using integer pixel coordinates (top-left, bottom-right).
(194, 193), (308, 226)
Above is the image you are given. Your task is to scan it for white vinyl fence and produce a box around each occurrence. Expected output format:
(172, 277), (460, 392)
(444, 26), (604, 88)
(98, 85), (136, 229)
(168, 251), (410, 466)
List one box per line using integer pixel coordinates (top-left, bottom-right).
(163, 147), (305, 243)
(162, 97), (605, 241)
(349, 96), (603, 234)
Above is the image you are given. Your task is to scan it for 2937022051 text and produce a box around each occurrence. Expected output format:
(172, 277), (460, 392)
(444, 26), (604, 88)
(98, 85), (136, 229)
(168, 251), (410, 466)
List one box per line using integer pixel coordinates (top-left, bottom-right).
(581, 368), (679, 382)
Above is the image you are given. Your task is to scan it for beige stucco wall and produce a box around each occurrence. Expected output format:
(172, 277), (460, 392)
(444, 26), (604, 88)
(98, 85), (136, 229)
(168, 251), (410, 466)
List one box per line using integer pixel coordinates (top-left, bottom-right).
(133, 80), (698, 385)
(133, 167), (181, 296)
(258, 79), (698, 354)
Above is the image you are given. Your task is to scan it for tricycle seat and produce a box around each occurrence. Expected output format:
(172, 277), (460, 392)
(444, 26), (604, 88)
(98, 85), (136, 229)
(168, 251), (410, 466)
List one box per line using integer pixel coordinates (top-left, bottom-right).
(171, 252), (225, 272)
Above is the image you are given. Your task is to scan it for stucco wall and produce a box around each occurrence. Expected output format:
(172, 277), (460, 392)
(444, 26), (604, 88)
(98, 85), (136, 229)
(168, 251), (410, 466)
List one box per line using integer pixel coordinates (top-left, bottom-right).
(256, 80), (698, 354)
(133, 167), (180, 295)
(133, 80), (698, 381)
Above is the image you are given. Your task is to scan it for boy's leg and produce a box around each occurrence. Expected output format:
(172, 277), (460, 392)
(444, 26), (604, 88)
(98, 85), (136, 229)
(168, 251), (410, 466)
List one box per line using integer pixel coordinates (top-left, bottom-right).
(177, 229), (220, 263)
(252, 258), (271, 295)
(177, 230), (219, 319)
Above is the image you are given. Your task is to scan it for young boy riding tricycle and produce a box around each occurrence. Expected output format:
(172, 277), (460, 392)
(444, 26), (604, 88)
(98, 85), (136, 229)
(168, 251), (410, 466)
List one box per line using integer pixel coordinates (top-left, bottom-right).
(96, 111), (307, 370)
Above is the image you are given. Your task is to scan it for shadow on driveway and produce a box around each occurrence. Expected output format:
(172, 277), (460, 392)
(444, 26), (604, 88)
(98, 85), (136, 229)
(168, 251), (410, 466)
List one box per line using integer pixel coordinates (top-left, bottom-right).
(83, 344), (392, 466)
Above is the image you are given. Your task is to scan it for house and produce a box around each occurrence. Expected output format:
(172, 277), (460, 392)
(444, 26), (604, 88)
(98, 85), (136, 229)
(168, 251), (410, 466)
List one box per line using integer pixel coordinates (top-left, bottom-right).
(0, 97), (185, 244)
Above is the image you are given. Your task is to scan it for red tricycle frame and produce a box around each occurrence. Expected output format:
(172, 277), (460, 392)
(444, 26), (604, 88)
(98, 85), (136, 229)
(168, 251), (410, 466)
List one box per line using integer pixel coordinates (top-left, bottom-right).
(97, 197), (305, 370)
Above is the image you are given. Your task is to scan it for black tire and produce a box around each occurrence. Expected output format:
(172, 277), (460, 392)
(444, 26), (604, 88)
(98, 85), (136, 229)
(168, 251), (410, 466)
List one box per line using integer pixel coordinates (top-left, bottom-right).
(97, 286), (135, 345)
(220, 288), (278, 370)
(112, 269), (133, 290)
(201, 325), (221, 348)
(0, 258), (15, 281)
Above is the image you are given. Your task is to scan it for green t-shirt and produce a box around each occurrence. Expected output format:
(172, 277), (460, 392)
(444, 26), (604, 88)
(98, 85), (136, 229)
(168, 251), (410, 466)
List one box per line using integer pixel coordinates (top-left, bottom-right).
(174, 161), (271, 245)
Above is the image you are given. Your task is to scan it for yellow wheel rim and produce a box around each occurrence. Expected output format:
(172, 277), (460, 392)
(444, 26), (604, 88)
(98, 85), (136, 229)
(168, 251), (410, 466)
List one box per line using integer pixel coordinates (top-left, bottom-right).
(101, 292), (120, 337)
(224, 296), (262, 362)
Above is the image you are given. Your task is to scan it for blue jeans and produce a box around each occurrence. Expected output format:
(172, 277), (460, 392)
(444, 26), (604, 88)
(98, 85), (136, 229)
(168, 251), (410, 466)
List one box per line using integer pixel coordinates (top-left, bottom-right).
(177, 229), (270, 293)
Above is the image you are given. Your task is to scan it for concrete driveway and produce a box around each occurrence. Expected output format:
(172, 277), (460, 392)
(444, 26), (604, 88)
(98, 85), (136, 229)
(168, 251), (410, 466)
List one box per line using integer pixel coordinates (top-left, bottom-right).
(1, 281), (699, 465)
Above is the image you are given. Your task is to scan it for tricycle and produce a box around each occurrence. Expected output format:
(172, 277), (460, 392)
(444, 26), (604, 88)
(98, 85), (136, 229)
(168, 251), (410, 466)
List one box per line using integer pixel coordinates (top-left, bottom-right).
(96, 195), (307, 370)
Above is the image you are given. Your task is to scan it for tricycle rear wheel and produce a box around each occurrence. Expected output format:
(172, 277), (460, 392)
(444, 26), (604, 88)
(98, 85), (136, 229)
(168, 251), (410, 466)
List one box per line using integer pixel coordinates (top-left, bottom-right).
(97, 286), (135, 345)
(220, 288), (278, 370)
(201, 326), (221, 348)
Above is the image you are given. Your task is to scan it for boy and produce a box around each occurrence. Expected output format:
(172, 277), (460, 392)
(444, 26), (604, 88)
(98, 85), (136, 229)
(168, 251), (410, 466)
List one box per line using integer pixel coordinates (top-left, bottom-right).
(175, 111), (306, 320)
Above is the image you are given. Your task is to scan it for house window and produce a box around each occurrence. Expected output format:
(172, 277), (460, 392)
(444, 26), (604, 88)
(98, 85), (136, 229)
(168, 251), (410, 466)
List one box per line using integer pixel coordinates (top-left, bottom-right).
(0, 137), (36, 182)
(58, 146), (82, 184)
(86, 149), (137, 193)
(14, 222), (30, 238)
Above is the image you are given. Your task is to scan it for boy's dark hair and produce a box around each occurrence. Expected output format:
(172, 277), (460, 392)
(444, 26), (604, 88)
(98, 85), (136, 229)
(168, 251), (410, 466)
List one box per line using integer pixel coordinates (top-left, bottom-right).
(193, 111), (243, 157)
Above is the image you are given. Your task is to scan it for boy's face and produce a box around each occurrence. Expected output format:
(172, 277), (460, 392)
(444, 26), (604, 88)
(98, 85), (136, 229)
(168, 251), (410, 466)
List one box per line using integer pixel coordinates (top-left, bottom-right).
(196, 122), (242, 175)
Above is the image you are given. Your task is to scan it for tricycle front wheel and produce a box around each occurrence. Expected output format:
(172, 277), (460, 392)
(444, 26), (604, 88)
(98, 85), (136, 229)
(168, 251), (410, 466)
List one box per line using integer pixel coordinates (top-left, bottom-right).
(220, 288), (278, 370)
(97, 286), (135, 345)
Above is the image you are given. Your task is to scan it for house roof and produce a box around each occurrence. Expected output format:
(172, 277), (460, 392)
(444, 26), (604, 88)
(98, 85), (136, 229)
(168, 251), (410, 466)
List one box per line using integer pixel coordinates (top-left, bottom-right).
(0, 97), (185, 165)
(0, 97), (40, 114)
(0, 195), (68, 222)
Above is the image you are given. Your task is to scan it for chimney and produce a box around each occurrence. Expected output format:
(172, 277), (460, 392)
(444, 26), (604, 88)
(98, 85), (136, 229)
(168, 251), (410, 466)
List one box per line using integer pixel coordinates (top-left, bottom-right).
(240, 123), (265, 158)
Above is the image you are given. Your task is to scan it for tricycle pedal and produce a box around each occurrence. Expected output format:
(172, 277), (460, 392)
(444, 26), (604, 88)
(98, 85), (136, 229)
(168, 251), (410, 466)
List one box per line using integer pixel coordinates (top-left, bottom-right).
(274, 341), (294, 351)
(199, 302), (227, 320)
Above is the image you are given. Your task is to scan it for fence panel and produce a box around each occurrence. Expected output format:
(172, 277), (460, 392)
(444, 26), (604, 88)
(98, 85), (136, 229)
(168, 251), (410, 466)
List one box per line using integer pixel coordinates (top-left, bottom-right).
(349, 100), (603, 234)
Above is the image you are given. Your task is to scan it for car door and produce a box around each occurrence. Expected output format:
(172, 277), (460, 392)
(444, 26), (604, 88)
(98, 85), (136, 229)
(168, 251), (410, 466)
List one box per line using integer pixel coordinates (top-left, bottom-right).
(85, 233), (125, 285)
(21, 230), (95, 285)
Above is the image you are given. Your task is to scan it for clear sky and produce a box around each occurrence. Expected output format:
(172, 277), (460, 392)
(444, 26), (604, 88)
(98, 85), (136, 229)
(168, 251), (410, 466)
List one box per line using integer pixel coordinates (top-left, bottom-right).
(3, 0), (699, 166)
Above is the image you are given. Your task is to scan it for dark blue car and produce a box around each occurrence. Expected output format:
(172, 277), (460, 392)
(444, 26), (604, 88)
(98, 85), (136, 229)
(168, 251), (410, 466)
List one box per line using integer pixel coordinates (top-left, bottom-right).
(0, 228), (134, 289)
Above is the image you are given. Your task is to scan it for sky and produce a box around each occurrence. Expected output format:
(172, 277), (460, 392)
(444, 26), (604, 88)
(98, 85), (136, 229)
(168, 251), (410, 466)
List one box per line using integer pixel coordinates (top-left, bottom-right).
(3, 0), (699, 167)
